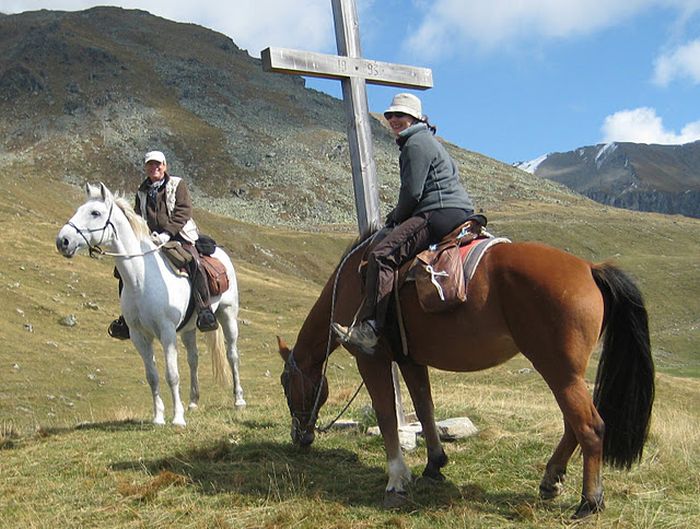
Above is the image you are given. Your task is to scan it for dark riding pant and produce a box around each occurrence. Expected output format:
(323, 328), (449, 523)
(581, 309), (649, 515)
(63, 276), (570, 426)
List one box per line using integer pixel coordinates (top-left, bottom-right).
(359, 207), (472, 330)
(181, 241), (213, 311)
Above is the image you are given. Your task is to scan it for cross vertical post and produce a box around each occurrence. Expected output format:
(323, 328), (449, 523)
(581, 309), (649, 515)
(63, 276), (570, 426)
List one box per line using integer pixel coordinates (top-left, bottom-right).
(331, 0), (381, 234)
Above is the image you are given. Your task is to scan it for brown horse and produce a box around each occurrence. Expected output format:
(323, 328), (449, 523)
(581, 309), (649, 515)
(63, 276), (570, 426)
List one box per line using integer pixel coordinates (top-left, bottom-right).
(278, 232), (654, 518)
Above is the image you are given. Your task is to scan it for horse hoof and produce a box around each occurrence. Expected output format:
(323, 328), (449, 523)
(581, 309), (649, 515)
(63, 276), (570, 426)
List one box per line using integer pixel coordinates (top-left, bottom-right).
(383, 489), (408, 509)
(188, 403), (199, 410)
(172, 418), (186, 427)
(539, 482), (564, 500)
(421, 468), (446, 482)
(572, 496), (605, 519)
(234, 399), (247, 409)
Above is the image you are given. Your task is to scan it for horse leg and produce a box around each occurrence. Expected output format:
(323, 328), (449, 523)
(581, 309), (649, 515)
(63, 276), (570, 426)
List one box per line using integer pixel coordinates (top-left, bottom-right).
(218, 304), (246, 408)
(181, 329), (200, 410)
(552, 379), (605, 518)
(160, 331), (186, 426)
(356, 356), (412, 507)
(131, 332), (165, 425)
(399, 362), (448, 481)
(539, 420), (577, 500)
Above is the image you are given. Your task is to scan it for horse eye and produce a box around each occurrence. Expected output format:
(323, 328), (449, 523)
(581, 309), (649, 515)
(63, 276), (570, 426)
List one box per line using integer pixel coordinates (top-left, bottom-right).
(90, 210), (101, 218)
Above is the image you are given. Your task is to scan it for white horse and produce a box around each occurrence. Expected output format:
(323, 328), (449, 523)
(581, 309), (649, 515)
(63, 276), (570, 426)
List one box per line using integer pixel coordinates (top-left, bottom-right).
(56, 182), (246, 426)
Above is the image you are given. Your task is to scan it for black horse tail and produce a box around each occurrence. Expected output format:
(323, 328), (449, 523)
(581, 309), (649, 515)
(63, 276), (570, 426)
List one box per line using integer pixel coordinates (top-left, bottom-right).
(591, 263), (655, 469)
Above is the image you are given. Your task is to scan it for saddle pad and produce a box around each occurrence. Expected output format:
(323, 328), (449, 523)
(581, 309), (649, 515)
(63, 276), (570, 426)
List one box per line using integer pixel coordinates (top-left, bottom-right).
(461, 236), (511, 282)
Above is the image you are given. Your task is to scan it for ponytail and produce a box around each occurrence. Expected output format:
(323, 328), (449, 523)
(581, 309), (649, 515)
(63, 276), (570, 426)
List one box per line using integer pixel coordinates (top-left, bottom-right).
(421, 116), (437, 135)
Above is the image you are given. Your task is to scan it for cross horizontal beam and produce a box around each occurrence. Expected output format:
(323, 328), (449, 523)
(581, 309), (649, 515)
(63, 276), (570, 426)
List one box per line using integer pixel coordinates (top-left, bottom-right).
(261, 47), (433, 90)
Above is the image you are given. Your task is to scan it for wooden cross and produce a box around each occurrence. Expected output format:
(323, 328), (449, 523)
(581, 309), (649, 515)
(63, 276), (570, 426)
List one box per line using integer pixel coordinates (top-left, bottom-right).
(261, 0), (432, 235)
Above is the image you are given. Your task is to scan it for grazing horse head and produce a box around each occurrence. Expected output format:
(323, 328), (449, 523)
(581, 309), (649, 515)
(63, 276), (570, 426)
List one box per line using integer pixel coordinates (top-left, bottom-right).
(278, 336), (328, 447)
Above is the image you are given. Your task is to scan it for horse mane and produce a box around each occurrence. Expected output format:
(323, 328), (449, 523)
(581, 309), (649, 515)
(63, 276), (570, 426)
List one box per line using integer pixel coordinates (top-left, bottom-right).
(340, 227), (379, 260)
(114, 195), (150, 241)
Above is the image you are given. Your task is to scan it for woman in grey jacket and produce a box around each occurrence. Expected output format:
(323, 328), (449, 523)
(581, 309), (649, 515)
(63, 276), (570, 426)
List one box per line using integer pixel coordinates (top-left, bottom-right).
(333, 93), (475, 354)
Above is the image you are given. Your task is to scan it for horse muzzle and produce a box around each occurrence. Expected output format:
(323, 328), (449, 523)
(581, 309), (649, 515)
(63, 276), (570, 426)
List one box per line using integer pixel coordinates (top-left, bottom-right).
(56, 226), (80, 257)
(290, 418), (315, 447)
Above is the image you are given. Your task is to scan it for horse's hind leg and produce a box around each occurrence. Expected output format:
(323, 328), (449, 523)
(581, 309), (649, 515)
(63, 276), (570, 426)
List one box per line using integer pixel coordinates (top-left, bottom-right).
(552, 378), (605, 518)
(182, 329), (200, 410)
(218, 304), (246, 408)
(539, 420), (577, 500)
(399, 362), (448, 481)
(131, 332), (165, 425)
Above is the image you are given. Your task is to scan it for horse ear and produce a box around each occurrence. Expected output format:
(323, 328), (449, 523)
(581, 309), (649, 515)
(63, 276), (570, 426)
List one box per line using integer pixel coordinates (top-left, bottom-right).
(99, 182), (113, 203)
(277, 336), (291, 361)
(85, 182), (100, 199)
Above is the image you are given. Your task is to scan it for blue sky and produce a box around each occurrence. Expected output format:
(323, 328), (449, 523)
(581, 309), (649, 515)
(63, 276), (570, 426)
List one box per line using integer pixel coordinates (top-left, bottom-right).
(3, 0), (699, 163)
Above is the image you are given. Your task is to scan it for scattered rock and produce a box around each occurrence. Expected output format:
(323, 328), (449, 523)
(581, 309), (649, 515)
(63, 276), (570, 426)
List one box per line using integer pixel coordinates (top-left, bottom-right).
(23, 323), (33, 332)
(399, 429), (417, 451)
(329, 420), (361, 431)
(59, 314), (78, 327)
(84, 301), (99, 310)
(436, 417), (479, 440)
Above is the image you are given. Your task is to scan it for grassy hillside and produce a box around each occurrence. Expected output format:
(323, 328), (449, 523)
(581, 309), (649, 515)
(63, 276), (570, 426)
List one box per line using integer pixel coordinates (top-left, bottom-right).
(1, 170), (699, 528)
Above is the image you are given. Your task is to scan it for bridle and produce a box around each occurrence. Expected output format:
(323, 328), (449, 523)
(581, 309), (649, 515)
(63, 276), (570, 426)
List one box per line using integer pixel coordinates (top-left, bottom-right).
(282, 349), (324, 434)
(67, 201), (117, 258)
(66, 201), (164, 259)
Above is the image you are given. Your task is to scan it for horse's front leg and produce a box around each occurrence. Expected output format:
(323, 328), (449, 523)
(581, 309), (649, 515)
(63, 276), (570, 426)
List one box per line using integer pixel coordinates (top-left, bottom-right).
(160, 329), (186, 426)
(181, 329), (200, 410)
(356, 354), (412, 507)
(399, 361), (448, 481)
(131, 332), (165, 425)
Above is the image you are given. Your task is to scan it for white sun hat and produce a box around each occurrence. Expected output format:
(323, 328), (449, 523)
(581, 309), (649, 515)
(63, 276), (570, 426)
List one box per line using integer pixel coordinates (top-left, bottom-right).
(384, 93), (423, 120)
(144, 150), (166, 164)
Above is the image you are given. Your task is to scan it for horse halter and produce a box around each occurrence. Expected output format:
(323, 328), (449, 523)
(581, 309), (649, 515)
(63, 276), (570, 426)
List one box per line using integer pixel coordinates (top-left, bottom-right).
(67, 201), (117, 258)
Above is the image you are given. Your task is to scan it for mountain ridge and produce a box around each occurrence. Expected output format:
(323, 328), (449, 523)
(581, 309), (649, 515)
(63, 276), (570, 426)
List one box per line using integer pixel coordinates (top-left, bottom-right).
(516, 141), (700, 218)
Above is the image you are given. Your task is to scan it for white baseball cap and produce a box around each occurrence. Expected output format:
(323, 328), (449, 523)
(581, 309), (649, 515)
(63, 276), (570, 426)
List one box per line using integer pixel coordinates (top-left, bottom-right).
(144, 150), (166, 164)
(384, 93), (423, 121)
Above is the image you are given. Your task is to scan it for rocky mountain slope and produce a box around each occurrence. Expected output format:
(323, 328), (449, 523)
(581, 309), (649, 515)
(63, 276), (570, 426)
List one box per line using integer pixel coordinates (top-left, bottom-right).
(0, 6), (581, 229)
(517, 141), (700, 218)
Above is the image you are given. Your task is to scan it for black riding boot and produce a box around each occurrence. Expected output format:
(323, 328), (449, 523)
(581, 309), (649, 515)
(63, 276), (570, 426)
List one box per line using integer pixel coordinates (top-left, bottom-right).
(108, 315), (130, 340)
(193, 262), (218, 332)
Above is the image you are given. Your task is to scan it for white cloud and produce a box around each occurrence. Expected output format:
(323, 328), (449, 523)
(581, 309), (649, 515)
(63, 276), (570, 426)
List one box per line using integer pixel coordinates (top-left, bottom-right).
(0, 1), (334, 56)
(405, 0), (700, 58)
(601, 107), (700, 144)
(653, 38), (700, 85)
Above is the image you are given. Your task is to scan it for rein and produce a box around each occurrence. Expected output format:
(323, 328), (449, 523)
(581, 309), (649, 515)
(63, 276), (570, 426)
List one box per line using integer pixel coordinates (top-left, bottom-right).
(291, 233), (378, 433)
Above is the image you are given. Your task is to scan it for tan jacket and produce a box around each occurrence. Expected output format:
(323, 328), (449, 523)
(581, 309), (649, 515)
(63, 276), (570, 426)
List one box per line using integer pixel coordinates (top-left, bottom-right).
(135, 174), (199, 243)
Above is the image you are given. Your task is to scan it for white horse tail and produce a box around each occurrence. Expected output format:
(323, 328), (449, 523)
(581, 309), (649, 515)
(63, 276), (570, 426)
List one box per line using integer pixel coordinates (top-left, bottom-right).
(206, 327), (232, 387)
